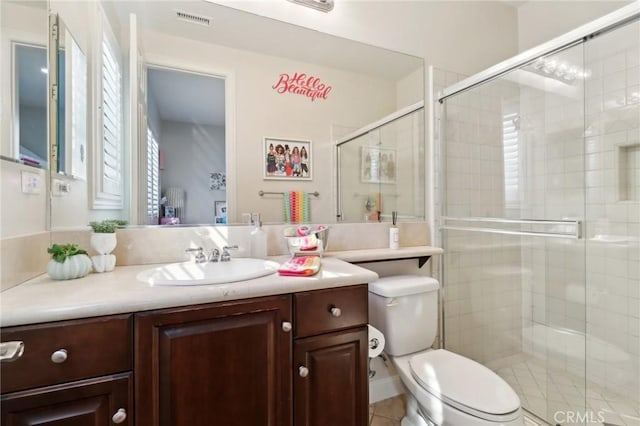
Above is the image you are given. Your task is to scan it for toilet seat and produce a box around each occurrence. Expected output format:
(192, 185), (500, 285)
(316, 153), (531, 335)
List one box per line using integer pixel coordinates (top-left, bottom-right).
(409, 349), (521, 422)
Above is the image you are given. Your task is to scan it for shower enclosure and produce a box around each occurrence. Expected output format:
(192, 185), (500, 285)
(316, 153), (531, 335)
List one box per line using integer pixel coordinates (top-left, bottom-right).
(336, 102), (425, 223)
(439, 5), (639, 426)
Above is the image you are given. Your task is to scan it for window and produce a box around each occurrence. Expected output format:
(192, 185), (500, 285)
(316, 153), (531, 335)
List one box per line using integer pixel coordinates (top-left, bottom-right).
(502, 112), (519, 209)
(146, 126), (159, 221)
(92, 5), (123, 209)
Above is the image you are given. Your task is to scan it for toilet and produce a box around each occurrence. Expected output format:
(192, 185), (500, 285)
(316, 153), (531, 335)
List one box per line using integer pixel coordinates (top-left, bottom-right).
(368, 276), (523, 426)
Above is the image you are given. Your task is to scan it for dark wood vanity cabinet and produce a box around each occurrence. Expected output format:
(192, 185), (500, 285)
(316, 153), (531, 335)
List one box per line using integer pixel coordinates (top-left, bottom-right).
(0, 315), (133, 426)
(293, 285), (369, 426)
(1, 284), (369, 426)
(134, 295), (293, 426)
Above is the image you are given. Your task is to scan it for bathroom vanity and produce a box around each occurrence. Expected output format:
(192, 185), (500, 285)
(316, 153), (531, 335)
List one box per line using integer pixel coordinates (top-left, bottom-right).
(0, 257), (376, 426)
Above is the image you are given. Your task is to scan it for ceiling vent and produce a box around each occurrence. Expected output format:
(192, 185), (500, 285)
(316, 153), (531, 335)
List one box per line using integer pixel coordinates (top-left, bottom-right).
(287, 0), (334, 13)
(175, 10), (212, 27)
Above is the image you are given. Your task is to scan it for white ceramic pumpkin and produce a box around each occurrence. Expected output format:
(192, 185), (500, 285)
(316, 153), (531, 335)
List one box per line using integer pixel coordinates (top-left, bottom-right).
(47, 254), (92, 280)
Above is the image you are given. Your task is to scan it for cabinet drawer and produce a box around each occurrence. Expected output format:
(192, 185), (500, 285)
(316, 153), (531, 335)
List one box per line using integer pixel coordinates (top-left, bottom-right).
(1, 314), (132, 393)
(294, 285), (368, 338)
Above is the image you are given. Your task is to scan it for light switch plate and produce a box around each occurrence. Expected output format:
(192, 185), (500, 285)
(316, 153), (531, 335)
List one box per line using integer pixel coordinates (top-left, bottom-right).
(21, 171), (42, 194)
(52, 178), (71, 196)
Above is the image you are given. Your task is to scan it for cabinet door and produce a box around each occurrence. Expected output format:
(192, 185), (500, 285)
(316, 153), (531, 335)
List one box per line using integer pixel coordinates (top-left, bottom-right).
(1, 373), (132, 426)
(294, 327), (368, 426)
(135, 295), (292, 426)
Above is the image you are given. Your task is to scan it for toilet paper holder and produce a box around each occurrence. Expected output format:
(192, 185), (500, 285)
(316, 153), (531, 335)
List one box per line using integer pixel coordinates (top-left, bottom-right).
(369, 338), (380, 350)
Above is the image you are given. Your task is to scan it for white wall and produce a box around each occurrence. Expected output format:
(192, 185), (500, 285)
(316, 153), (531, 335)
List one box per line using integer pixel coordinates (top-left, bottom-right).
(517, 0), (633, 52)
(159, 120), (225, 225)
(142, 29), (402, 223)
(0, 161), (47, 238)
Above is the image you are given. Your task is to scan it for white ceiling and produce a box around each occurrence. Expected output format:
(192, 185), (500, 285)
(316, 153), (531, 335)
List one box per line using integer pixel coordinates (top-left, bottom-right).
(147, 67), (225, 127)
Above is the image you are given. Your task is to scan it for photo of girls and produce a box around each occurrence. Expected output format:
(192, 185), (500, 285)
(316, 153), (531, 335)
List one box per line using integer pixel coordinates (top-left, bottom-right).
(264, 138), (312, 180)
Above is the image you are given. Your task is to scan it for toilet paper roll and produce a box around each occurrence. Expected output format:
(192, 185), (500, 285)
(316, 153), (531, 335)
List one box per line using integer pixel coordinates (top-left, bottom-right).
(368, 324), (385, 358)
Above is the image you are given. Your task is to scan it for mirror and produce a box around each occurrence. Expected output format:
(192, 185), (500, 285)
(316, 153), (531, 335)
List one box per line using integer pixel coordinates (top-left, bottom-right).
(53, 14), (88, 179)
(1, 0), (49, 169)
(49, 0), (424, 229)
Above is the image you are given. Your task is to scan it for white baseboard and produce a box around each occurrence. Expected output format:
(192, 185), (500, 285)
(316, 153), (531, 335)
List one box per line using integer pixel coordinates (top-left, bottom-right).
(370, 374), (404, 404)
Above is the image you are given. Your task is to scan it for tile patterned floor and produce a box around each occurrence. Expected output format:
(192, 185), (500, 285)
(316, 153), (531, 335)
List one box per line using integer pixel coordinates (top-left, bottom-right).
(369, 394), (548, 426)
(369, 395), (405, 426)
(492, 354), (640, 426)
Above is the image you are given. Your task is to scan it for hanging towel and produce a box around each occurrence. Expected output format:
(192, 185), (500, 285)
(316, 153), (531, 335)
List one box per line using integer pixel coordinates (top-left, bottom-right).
(283, 191), (311, 223)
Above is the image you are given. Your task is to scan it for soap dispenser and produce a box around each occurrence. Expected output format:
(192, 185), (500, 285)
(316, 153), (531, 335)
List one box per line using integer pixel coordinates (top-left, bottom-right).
(250, 213), (267, 259)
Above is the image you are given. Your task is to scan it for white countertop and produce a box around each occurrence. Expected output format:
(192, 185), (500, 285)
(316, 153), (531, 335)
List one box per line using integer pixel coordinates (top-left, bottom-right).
(0, 256), (379, 327)
(1, 246), (443, 327)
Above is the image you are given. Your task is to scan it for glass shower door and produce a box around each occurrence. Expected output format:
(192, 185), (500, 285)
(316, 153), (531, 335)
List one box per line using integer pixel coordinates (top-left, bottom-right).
(440, 42), (587, 423)
(583, 18), (640, 426)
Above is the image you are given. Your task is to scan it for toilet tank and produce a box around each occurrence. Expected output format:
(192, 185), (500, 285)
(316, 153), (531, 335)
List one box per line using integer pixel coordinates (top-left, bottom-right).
(368, 275), (440, 356)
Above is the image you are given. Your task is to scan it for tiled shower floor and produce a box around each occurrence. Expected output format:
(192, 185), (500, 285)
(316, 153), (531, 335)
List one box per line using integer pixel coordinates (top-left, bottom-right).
(490, 354), (640, 426)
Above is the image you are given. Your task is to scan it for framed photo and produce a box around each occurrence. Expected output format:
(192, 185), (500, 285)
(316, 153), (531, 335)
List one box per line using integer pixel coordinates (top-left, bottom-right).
(214, 201), (227, 223)
(361, 146), (396, 184)
(210, 172), (226, 190)
(263, 137), (312, 180)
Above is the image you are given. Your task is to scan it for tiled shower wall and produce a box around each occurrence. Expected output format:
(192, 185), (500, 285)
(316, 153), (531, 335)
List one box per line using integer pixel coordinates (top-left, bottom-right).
(439, 17), (639, 407)
(583, 20), (639, 398)
(437, 68), (524, 364)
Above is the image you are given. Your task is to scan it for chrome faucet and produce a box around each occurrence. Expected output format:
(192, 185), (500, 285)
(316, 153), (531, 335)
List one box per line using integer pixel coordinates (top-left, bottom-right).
(185, 247), (206, 263)
(208, 248), (220, 262)
(220, 245), (238, 262)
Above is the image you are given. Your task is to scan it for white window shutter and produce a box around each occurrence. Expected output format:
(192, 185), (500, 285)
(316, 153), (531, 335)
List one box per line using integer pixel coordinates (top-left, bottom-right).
(92, 5), (123, 209)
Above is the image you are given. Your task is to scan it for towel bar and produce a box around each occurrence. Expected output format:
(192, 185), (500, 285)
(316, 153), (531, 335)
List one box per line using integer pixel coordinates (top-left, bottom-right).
(258, 190), (320, 197)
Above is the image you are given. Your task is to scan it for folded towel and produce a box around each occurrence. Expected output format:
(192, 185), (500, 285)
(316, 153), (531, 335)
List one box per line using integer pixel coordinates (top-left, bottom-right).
(278, 255), (321, 276)
(283, 191), (311, 223)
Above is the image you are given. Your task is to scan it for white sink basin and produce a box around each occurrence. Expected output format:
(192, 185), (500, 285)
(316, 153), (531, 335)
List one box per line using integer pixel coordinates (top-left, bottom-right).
(137, 258), (279, 286)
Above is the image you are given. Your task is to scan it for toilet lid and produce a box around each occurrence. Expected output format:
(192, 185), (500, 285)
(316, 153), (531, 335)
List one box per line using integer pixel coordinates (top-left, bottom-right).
(409, 350), (520, 419)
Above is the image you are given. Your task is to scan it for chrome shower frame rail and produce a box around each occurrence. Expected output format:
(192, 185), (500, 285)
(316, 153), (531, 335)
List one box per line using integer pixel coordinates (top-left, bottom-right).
(441, 217), (582, 239)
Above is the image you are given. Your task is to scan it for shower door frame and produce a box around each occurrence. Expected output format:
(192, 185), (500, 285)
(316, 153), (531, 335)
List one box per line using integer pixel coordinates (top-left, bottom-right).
(436, 1), (640, 422)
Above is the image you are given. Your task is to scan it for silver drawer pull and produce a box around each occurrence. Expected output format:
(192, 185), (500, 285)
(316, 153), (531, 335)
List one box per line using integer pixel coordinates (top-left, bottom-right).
(282, 321), (292, 332)
(0, 341), (24, 362)
(51, 349), (68, 364)
(112, 408), (127, 424)
(330, 306), (342, 317)
(299, 366), (309, 377)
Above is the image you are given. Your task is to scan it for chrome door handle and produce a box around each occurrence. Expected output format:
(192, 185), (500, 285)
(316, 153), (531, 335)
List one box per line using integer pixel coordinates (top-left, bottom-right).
(112, 408), (127, 424)
(51, 349), (68, 364)
(0, 341), (24, 362)
(298, 366), (309, 377)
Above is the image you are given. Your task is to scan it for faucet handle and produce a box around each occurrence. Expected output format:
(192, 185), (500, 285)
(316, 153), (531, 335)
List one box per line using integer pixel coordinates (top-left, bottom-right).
(185, 247), (206, 263)
(220, 245), (238, 262)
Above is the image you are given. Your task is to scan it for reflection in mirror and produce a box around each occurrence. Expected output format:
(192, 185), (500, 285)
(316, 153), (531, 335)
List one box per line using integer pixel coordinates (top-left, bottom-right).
(15, 43), (48, 168)
(53, 15), (88, 178)
(48, 0), (424, 229)
(337, 103), (425, 222)
(1, 0), (49, 168)
(145, 66), (225, 225)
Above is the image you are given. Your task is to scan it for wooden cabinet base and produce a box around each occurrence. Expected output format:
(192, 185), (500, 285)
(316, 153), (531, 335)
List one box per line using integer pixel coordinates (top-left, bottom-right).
(294, 327), (369, 426)
(1, 373), (132, 426)
(135, 295), (292, 426)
